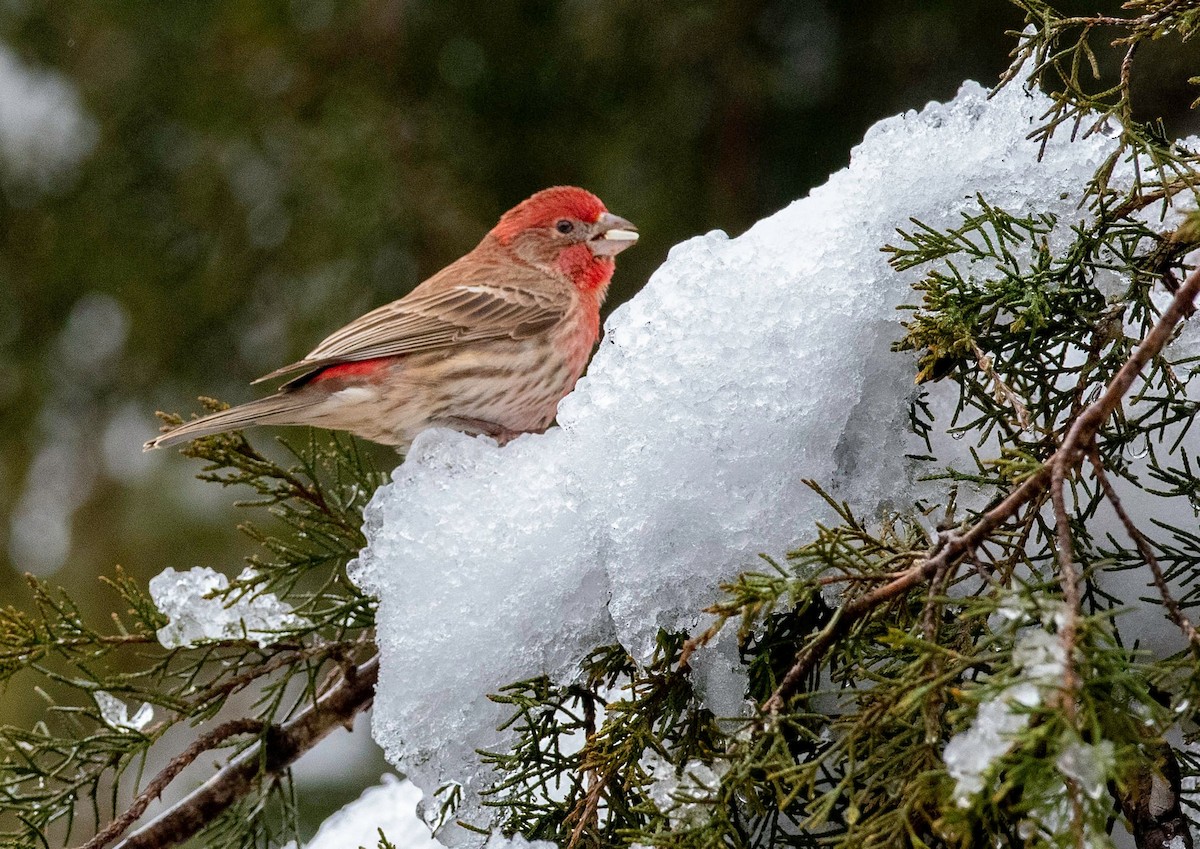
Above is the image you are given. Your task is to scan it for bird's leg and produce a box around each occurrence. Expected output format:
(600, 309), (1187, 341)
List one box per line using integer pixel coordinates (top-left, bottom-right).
(442, 416), (523, 445)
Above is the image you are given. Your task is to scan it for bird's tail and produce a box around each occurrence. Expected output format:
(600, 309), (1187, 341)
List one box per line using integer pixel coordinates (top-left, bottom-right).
(143, 394), (320, 451)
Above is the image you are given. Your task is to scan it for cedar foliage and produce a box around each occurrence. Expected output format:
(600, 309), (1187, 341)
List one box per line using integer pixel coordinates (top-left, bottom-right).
(0, 418), (382, 848)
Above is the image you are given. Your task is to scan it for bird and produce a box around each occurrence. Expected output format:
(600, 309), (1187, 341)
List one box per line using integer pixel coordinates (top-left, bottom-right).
(144, 186), (638, 452)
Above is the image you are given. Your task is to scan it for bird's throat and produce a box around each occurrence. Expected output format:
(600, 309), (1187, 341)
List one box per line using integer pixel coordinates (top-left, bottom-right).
(557, 244), (614, 296)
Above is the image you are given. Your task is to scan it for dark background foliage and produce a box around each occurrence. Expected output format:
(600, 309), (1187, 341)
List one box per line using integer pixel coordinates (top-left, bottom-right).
(0, 0), (1195, 834)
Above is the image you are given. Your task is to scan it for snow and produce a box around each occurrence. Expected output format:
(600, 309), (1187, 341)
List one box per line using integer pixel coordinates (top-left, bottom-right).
(0, 43), (95, 191)
(943, 690), (1038, 805)
(292, 775), (554, 849)
(297, 776), (439, 849)
(1055, 740), (1113, 801)
(93, 691), (154, 733)
(479, 836), (555, 849)
(347, 76), (1196, 842)
(942, 627), (1067, 806)
(149, 566), (309, 649)
(643, 751), (728, 829)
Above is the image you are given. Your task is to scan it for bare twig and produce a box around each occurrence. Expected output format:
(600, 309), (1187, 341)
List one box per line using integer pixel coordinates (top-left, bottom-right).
(181, 641), (358, 713)
(1049, 459), (1082, 718)
(973, 341), (1031, 430)
(86, 654), (379, 849)
(77, 719), (266, 849)
(1109, 178), (1197, 220)
(1087, 449), (1200, 648)
(1050, 438), (1088, 849)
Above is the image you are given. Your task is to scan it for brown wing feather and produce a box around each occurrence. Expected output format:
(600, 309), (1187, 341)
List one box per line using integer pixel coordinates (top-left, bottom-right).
(254, 253), (570, 385)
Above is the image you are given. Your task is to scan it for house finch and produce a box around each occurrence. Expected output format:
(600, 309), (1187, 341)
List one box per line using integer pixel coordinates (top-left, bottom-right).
(144, 186), (638, 451)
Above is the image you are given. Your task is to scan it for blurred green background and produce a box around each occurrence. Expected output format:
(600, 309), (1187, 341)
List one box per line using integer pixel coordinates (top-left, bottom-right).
(1, 0), (1196, 838)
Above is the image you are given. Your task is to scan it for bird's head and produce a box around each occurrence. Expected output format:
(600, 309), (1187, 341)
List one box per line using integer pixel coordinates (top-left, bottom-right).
(490, 186), (638, 295)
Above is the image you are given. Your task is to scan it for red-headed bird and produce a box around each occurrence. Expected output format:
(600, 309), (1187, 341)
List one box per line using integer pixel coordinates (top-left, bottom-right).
(145, 187), (638, 451)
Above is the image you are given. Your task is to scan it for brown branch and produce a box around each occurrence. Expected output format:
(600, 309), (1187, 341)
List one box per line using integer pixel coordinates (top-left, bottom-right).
(1119, 739), (1195, 849)
(1087, 449), (1200, 649)
(86, 654), (379, 849)
(565, 767), (610, 849)
(78, 719), (266, 849)
(1109, 178), (1198, 221)
(763, 263), (1200, 714)
(1048, 466), (1086, 849)
(1056, 0), (1189, 33)
(566, 696), (603, 849)
(181, 640), (358, 713)
(1049, 460), (1082, 720)
(763, 468), (1049, 713)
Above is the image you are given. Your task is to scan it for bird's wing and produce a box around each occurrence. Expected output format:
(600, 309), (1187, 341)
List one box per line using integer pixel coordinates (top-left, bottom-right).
(254, 262), (569, 385)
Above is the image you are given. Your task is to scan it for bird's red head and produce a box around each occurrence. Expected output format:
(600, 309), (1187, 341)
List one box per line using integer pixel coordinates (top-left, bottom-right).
(492, 186), (608, 242)
(489, 186), (638, 295)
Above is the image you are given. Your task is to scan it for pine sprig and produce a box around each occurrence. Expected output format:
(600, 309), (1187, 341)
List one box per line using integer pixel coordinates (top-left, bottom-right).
(1003, 0), (1200, 203)
(0, 415), (385, 849)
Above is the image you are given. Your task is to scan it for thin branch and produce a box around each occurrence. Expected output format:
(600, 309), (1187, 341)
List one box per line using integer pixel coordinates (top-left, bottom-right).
(91, 654), (379, 849)
(76, 719), (265, 849)
(1048, 466), (1085, 849)
(181, 641), (358, 713)
(973, 341), (1031, 430)
(1109, 178), (1197, 219)
(1087, 449), (1200, 648)
(1049, 460), (1082, 720)
(565, 765), (612, 849)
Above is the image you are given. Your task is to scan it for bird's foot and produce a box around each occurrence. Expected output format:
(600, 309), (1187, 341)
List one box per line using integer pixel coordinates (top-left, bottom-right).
(442, 416), (523, 445)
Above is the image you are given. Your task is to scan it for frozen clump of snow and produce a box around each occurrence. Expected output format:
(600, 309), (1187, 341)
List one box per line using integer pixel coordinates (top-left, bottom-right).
(295, 775), (554, 849)
(943, 688), (1038, 805)
(643, 751), (728, 829)
(93, 691), (154, 733)
(688, 627), (752, 723)
(1056, 740), (1114, 801)
(0, 43), (96, 191)
(296, 775), (440, 849)
(351, 77), (1136, 842)
(149, 566), (309, 649)
(942, 627), (1068, 807)
(480, 836), (556, 849)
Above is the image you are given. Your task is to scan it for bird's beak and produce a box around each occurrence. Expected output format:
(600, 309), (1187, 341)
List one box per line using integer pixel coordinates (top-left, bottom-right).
(589, 212), (639, 257)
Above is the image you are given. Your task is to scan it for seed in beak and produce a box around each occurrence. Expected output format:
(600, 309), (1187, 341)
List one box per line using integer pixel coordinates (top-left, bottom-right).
(590, 213), (639, 257)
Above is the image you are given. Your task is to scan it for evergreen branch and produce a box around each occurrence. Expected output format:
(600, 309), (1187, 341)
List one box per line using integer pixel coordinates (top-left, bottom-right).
(764, 262), (1200, 714)
(180, 639), (362, 713)
(0, 424), (384, 848)
(1002, 0), (1200, 201)
(103, 654), (378, 849)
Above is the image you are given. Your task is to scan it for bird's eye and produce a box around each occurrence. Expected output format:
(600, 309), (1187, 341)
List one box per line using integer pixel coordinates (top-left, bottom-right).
(555, 219), (574, 234)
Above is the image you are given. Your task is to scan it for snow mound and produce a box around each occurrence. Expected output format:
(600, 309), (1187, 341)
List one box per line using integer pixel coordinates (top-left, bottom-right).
(295, 775), (554, 849)
(299, 776), (438, 849)
(349, 79), (1131, 842)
